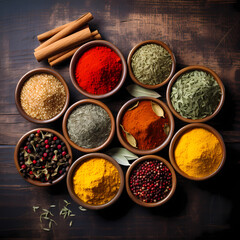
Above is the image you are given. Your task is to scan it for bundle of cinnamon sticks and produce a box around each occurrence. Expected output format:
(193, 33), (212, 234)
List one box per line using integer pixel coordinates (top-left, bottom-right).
(34, 12), (101, 66)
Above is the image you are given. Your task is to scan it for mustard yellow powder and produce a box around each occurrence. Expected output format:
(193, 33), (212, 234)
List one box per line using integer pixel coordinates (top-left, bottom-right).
(174, 128), (223, 178)
(73, 158), (120, 205)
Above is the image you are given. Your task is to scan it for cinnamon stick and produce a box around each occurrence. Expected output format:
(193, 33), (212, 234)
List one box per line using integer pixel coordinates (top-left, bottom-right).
(35, 12), (93, 51)
(34, 26), (92, 62)
(37, 20), (76, 42)
(48, 33), (101, 66)
(48, 30), (99, 62)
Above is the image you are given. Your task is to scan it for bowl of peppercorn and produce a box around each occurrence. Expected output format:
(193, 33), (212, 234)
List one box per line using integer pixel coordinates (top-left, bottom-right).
(126, 155), (177, 207)
(14, 128), (72, 186)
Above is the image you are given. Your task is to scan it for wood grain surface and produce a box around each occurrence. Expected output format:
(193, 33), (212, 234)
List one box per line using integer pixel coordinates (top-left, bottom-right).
(0, 0), (240, 239)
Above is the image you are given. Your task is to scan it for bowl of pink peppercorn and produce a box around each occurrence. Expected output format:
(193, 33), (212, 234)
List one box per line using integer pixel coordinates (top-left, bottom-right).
(126, 155), (177, 207)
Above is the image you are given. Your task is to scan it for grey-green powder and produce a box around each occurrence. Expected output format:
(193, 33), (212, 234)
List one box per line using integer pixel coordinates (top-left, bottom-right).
(67, 104), (111, 148)
(131, 43), (172, 85)
(170, 70), (221, 119)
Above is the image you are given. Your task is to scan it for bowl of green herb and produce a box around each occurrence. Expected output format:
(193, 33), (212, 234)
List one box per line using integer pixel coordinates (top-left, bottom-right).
(127, 40), (176, 89)
(62, 99), (115, 153)
(14, 128), (72, 186)
(166, 66), (225, 123)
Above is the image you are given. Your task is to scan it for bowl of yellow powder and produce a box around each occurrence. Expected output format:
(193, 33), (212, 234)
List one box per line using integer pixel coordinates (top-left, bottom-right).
(169, 123), (226, 180)
(66, 153), (124, 210)
(15, 68), (70, 123)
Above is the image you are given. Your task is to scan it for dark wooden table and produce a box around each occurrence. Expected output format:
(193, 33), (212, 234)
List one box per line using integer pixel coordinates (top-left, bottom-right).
(0, 0), (239, 239)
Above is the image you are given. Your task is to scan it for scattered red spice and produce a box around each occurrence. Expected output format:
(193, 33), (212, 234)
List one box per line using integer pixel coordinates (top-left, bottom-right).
(75, 46), (122, 95)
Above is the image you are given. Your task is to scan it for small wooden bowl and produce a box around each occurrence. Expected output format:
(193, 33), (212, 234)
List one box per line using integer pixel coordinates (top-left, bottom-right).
(166, 65), (225, 123)
(69, 40), (127, 99)
(116, 97), (175, 155)
(67, 153), (124, 210)
(169, 123), (226, 181)
(127, 40), (176, 89)
(126, 155), (177, 207)
(62, 99), (115, 153)
(15, 68), (70, 124)
(14, 128), (72, 186)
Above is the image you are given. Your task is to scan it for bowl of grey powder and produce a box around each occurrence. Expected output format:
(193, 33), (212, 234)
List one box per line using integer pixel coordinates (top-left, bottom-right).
(15, 68), (70, 123)
(62, 99), (115, 153)
(166, 65), (225, 123)
(127, 40), (176, 89)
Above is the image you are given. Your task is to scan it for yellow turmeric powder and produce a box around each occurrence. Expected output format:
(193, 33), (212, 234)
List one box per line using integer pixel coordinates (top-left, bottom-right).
(174, 128), (223, 178)
(73, 158), (120, 205)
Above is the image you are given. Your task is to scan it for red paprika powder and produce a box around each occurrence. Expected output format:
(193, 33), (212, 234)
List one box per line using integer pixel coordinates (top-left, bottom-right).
(75, 46), (122, 95)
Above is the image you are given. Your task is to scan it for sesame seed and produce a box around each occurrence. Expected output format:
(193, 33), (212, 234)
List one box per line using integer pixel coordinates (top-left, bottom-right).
(20, 73), (66, 120)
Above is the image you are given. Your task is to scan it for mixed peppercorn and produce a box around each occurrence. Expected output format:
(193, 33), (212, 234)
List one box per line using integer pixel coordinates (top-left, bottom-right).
(129, 160), (172, 203)
(18, 130), (71, 183)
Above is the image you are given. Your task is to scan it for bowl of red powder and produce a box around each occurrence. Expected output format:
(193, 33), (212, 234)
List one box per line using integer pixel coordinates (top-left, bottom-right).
(69, 40), (127, 99)
(116, 97), (175, 155)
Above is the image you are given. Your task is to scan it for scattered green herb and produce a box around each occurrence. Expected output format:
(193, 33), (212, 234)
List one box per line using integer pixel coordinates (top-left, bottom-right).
(33, 200), (82, 232)
(126, 84), (161, 98)
(33, 206), (39, 212)
(131, 43), (172, 85)
(170, 70), (221, 119)
(79, 206), (87, 212)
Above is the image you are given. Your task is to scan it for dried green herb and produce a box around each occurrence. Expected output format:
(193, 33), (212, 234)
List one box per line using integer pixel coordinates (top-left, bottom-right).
(120, 125), (137, 148)
(151, 101), (165, 117)
(126, 84), (161, 98)
(170, 70), (221, 119)
(106, 147), (138, 166)
(131, 43), (172, 85)
(67, 104), (111, 148)
(128, 101), (139, 111)
(79, 206), (87, 212)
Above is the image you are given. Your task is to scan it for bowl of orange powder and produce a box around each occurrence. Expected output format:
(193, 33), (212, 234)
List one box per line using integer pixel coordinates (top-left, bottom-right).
(69, 40), (127, 99)
(116, 97), (175, 155)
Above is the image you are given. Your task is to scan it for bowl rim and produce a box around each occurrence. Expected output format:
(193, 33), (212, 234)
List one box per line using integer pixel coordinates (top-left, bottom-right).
(127, 39), (176, 89)
(69, 39), (127, 99)
(169, 123), (226, 181)
(62, 99), (115, 153)
(15, 67), (70, 124)
(166, 65), (225, 123)
(66, 153), (124, 210)
(125, 155), (177, 207)
(14, 128), (73, 186)
(116, 97), (175, 155)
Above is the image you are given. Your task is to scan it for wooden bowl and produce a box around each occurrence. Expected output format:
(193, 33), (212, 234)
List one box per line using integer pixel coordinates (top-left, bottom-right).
(127, 40), (176, 89)
(125, 155), (177, 207)
(116, 97), (175, 155)
(14, 128), (72, 186)
(66, 153), (124, 210)
(69, 40), (127, 99)
(62, 99), (115, 153)
(166, 65), (225, 123)
(169, 123), (226, 181)
(15, 68), (70, 123)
